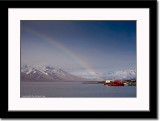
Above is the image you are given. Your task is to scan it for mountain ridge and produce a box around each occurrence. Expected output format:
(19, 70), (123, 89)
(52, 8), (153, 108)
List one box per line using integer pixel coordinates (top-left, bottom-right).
(21, 65), (136, 81)
(21, 65), (91, 82)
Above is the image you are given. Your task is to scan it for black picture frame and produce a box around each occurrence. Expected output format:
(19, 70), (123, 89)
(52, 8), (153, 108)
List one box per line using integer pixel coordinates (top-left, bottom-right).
(2, 0), (157, 119)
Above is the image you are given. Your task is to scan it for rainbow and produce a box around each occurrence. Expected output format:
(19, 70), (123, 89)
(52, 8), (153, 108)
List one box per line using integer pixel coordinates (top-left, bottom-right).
(22, 25), (103, 81)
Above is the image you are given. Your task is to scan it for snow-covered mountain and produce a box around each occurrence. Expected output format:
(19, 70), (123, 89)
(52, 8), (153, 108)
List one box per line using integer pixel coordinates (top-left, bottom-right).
(21, 65), (136, 81)
(102, 70), (136, 80)
(69, 69), (136, 80)
(21, 65), (91, 82)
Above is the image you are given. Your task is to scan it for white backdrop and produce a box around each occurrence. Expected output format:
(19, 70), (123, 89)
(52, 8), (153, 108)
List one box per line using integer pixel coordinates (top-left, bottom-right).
(8, 8), (149, 111)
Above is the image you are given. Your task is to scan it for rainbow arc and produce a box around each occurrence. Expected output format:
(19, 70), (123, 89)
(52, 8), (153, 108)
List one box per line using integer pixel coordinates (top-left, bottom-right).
(22, 25), (103, 81)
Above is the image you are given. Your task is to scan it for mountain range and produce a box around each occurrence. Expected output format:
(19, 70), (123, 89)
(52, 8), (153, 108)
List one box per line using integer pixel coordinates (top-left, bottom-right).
(102, 70), (136, 80)
(21, 65), (91, 82)
(21, 65), (136, 81)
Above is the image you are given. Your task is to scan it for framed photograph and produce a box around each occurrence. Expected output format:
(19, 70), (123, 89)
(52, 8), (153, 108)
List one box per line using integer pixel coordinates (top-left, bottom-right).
(2, 0), (157, 119)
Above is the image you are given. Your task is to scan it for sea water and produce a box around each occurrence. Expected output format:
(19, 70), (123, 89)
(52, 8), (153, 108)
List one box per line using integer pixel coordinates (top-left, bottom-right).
(20, 81), (136, 97)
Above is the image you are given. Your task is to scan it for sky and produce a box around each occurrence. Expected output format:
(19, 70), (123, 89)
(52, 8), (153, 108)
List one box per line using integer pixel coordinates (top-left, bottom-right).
(21, 21), (136, 76)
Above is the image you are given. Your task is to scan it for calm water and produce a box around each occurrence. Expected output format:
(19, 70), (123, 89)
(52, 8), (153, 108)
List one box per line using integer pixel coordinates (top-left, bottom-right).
(20, 82), (136, 97)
